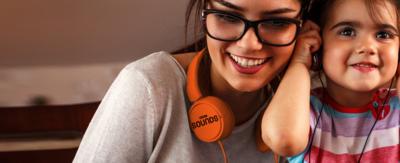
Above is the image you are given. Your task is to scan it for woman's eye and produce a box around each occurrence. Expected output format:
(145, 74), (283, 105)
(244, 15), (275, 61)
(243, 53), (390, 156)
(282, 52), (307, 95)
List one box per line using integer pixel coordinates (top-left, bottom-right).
(376, 31), (394, 39)
(339, 27), (355, 37)
(268, 20), (290, 27)
(215, 13), (240, 23)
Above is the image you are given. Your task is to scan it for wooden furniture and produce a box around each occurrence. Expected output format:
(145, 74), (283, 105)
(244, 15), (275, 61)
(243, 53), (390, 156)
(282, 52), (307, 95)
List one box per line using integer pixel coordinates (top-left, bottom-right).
(0, 102), (99, 163)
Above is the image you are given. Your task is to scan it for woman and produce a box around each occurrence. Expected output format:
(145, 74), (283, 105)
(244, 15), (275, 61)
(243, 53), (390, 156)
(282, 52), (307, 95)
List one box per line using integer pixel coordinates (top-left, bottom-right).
(74, 0), (311, 162)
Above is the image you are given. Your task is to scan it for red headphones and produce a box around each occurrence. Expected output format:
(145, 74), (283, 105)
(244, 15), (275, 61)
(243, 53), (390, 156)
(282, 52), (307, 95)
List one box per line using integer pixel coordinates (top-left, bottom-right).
(186, 50), (271, 152)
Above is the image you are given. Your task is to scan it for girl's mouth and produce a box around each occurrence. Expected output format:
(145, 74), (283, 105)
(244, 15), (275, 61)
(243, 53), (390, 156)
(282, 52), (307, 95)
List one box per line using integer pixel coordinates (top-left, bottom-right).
(351, 63), (378, 73)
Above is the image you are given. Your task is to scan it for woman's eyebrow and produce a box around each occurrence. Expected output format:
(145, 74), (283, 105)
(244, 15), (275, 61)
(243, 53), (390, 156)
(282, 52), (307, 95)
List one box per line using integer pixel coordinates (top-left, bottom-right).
(214, 0), (242, 10)
(214, 0), (298, 16)
(261, 8), (299, 17)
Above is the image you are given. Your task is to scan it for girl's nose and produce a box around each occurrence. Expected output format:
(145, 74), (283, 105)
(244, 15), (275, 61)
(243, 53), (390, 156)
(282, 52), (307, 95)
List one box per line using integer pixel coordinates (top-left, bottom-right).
(355, 36), (378, 55)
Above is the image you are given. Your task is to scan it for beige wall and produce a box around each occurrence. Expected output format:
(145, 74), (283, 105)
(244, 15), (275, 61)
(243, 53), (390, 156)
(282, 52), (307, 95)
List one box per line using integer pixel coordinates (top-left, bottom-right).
(0, 0), (189, 67)
(0, 0), (190, 106)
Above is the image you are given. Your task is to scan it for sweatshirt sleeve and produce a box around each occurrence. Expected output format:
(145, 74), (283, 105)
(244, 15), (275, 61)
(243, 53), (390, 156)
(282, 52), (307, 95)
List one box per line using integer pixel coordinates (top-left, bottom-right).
(73, 66), (157, 163)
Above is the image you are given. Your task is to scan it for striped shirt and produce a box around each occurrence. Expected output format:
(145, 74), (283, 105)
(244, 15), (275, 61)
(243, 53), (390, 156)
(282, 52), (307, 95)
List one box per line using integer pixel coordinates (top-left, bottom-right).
(288, 88), (400, 163)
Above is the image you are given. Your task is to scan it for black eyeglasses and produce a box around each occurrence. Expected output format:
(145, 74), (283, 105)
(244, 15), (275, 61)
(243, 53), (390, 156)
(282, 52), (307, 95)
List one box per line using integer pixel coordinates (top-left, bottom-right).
(202, 9), (302, 46)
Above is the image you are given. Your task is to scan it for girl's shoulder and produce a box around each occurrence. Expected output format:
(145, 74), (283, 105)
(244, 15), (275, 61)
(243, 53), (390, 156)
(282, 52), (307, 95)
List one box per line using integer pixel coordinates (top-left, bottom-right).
(382, 88), (400, 107)
(310, 87), (324, 99)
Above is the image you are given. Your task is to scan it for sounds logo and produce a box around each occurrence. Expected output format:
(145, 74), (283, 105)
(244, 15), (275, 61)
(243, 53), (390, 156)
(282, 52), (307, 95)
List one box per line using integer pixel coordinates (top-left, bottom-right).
(191, 114), (219, 129)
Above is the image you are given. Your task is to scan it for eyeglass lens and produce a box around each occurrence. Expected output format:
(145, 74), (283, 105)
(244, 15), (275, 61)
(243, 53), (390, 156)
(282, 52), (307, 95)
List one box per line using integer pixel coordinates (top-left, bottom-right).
(205, 12), (298, 45)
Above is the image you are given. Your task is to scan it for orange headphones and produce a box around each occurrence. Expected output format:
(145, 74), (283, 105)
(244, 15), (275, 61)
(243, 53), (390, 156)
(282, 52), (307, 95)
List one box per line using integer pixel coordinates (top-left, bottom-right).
(186, 50), (235, 143)
(186, 50), (274, 158)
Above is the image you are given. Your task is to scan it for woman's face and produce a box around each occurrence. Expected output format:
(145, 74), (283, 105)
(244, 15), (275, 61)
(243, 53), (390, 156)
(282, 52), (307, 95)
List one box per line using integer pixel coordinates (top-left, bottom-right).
(206, 0), (301, 93)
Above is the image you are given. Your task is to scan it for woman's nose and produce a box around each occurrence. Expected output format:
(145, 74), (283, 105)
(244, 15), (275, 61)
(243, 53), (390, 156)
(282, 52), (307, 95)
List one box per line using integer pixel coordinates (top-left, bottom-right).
(236, 28), (263, 50)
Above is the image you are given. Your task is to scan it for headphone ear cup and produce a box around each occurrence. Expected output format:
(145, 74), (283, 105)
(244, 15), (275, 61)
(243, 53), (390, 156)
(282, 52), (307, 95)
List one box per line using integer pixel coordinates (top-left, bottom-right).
(188, 96), (235, 142)
(311, 50), (322, 71)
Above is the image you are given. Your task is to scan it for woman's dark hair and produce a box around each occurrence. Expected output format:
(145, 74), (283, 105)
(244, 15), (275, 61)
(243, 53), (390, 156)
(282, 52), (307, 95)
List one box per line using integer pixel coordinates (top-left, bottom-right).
(184, 0), (311, 52)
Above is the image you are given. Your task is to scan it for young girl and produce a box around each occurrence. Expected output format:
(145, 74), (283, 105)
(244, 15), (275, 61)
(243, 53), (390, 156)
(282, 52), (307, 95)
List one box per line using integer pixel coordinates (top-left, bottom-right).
(262, 0), (400, 162)
(73, 0), (312, 162)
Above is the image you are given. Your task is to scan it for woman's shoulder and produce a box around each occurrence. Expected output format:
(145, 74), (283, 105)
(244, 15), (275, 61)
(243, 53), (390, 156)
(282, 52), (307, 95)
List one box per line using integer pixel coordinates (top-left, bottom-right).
(125, 51), (175, 69)
(115, 51), (195, 91)
(171, 51), (197, 71)
(121, 51), (187, 78)
(124, 51), (196, 71)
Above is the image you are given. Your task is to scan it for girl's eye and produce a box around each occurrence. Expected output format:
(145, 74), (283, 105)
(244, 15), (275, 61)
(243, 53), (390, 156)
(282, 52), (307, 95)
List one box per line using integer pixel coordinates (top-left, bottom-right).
(338, 27), (355, 37)
(376, 31), (395, 39)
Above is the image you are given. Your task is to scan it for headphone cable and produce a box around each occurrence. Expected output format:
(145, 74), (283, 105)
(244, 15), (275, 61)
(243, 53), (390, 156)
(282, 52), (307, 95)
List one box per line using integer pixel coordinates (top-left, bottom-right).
(306, 73), (394, 163)
(217, 141), (228, 163)
(357, 78), (394, 163)
(305, 71), (325, 163)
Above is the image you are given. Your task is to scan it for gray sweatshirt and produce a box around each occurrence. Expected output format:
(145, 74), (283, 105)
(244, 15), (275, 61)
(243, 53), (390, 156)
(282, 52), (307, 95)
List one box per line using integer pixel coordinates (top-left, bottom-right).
(73, 51), (276, 163)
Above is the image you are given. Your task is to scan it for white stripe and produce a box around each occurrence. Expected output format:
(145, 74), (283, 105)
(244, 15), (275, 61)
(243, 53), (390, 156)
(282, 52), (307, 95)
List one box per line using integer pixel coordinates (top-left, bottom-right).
(312, 126), (399, 154)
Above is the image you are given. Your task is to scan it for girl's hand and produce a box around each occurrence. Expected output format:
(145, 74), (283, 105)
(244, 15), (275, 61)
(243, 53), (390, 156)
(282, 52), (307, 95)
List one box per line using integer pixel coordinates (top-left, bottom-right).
(291, 20), (322, 69)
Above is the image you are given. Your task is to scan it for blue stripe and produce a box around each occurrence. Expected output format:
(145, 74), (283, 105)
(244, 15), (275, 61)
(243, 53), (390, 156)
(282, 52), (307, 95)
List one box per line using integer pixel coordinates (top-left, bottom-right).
(389, 96), (400, 110)
(287, 152), (307, 163)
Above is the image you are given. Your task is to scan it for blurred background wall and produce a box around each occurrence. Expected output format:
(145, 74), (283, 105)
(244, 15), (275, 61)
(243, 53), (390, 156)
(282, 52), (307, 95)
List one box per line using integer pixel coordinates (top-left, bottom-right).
(0, 0), (191, 106)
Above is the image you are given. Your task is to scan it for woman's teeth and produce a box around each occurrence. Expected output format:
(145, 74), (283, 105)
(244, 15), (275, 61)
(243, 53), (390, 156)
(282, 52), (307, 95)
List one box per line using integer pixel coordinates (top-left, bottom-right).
(230, 54), (267, 67)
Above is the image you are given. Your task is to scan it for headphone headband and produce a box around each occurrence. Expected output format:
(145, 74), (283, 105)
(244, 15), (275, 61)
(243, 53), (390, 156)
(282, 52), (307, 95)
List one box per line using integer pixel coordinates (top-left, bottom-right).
(187, 50), (206, 102)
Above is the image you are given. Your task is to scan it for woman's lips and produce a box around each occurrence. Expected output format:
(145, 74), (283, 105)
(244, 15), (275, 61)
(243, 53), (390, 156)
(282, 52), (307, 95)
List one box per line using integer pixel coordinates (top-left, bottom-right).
(228, 53), (271, 74)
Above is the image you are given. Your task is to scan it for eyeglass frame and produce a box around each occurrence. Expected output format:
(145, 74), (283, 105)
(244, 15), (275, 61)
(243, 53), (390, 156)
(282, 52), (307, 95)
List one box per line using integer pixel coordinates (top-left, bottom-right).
(201, 9), (303, 47)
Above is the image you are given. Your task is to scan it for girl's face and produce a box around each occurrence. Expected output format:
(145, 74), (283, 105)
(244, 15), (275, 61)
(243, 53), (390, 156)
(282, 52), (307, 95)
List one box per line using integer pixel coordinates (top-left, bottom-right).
(206, 0), (301, 92)
(322, 0), (399, 94)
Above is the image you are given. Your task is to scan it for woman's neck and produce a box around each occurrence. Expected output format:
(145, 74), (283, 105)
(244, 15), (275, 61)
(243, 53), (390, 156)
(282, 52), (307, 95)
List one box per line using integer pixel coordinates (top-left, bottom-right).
(325, 80), (375, 108)
(208, 68), (267, 126)
(213, 84), (266, 125)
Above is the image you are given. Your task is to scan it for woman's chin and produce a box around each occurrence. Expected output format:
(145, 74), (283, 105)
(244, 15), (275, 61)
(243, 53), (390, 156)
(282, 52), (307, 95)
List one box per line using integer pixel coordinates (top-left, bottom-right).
(229, 81), (265, 93)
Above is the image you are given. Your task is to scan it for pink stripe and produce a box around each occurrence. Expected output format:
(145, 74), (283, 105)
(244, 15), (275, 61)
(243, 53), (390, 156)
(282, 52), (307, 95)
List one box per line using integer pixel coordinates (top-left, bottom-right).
(310, 104), (400, 137)
(305, 145), (399, 163)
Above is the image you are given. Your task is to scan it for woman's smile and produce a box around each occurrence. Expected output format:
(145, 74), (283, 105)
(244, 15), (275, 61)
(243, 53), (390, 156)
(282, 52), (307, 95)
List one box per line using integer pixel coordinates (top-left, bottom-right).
(227, 53), (271, 74)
